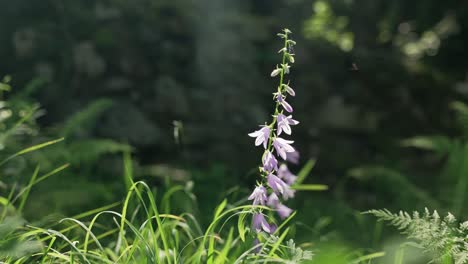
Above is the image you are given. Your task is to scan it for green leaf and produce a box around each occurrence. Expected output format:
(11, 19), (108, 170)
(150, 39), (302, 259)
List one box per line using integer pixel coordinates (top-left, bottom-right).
(401, 136), (453, 155)
(351, 252), (385, 263)
(291, 184), (328, 191)
(238, 212), (247, 242)
(295, 159), (316, 185)
(214, 199), (228, 220)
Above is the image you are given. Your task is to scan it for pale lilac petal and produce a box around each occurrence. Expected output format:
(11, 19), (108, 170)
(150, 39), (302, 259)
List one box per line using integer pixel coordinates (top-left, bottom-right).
(248, 131), (261, 137)
(267, 193), (279, 207)
(269, 223), (278, 233)
(261, 127), (270, 149)
(287, 115), (299, 125)
(262, 151), (278, 172)
(281, 100), (293, 113)
(277, 204), (293, 219)
(282, 185), (295, 200)
(255, 135), (264, 146)
(286, 151), (300, 164)
(249, 126), (270, 149)
(248, 185), (267, 205)
(273, 138), (295, 160)
(271, 68), (281, 77)
(278, 164), (298, 185)
(253, 214), (271, 233)
(275, 138), (295, 152)
(273, 141), (286, 160)
(267, 173), (288, 195)
(282, 122), (292, 135)
(284, 84), (295, 96)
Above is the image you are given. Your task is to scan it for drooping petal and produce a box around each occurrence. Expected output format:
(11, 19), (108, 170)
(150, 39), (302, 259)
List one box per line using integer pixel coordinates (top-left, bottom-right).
(248, 185), (267, 205)
(255, 135), (264, 146)
(267, 193), (279, 207)
(262, 150), (278, 172)
(285, 151), (300, 164)
(248, 126), (270, 149)
(284, 84), (295, 96)
(282, 185), (295, 200)
(277, 204), (293, 219)
(286, 115), (299, 125)
(281, 99), (293, 113)
(273, 137), (295, 160)
(248, 130), (261, 137)
(278, 164), (298, 185)
(269, 223), (278, 233)
(252, 213), (271, 233)
(271, 68), (281, 77)
(267, 173), (288, 195)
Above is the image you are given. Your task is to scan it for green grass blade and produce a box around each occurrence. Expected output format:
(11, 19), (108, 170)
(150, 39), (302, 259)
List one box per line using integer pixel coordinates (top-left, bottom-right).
(0, 138), (64, 166)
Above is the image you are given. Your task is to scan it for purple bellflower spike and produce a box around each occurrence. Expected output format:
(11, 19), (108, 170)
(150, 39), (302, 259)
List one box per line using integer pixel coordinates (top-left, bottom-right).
(248, 126), (270, 149)
(277, 95), (293, 113)
(273, 137), (295, 160)
(267, 192), (280, 207)
(248, 185), (267, 206)
(252, 213), (271, 233)
(285, 150), (300, 164)
(262, 150), (278, 172)
(277, 114), (299, 135)
(278, 164), (298, 185)
(277, 204), (293, 219)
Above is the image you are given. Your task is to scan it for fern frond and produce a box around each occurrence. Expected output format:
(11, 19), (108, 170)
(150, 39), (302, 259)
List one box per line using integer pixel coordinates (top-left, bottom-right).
(60, 99), (113, 137)
(68, 139), (132, 164)
(367, 209), (468, 264)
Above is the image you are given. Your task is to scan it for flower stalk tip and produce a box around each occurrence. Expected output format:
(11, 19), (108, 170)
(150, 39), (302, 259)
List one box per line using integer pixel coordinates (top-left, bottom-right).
(248, 29), (299, 238)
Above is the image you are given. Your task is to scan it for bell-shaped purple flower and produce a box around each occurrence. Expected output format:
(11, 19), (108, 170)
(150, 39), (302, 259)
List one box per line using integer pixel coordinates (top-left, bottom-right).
(267, 173), (288, 195)
(248, 126), (270, 149)
(278, 164), (298, 185)
(269, 223), (278, 233)
(248, 185), (267, 205)
(277, 114), (299, 135)
(262, 150), (278, 172)
(267, 192), (280, 207)
(252, 213), (271, 233)
(277, 95), (293, 113)
(285, 150), (300, 164)
(284, 83), (295, 96)
(273, 137), (295, 160)
(282, 185), (295, 200)
(277, 204), (293, 219)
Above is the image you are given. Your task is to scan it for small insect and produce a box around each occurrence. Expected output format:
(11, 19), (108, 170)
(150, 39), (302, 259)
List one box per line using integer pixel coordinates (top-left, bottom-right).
(173, 120), (183, 145)
(350, 63), (359, 71)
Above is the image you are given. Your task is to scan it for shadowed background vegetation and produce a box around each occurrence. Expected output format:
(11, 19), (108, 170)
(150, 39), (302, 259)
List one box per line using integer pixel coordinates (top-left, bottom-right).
(1, 0), (468, 262)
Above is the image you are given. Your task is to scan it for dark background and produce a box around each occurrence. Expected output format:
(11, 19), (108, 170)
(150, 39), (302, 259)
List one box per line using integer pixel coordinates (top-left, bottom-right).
(1, 0), (467, 256)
